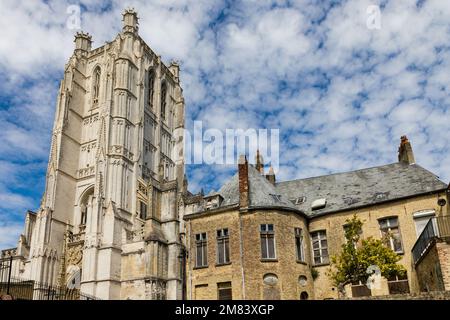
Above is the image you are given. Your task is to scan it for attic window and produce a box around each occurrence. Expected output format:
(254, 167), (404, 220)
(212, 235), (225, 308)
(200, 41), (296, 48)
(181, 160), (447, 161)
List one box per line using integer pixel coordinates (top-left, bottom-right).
(290, 197), (306, 205)
(270, 194), (282, 202)
(375, 192), (388, 201)
(311, 198), (327, 210)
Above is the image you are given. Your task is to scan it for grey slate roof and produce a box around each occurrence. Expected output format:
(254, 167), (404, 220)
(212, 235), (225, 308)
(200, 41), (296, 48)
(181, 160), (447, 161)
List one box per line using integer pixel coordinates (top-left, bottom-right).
(212, 162), (447, 218)
(276, 162), (447, 217)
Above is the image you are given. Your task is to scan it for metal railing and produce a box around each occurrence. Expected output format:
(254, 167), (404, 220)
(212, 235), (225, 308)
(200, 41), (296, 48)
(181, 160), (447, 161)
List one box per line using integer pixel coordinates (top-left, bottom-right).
(0, 257), (99, 300)
(412, 216), (450, 265)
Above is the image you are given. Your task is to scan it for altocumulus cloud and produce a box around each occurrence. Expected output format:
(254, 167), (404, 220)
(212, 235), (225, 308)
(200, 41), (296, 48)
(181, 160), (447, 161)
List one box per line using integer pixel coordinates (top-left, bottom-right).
(0, 0), (449, 248)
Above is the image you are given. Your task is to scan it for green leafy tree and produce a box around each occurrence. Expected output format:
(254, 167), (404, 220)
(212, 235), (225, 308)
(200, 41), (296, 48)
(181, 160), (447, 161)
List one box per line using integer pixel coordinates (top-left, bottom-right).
(327, 214), (406, 297)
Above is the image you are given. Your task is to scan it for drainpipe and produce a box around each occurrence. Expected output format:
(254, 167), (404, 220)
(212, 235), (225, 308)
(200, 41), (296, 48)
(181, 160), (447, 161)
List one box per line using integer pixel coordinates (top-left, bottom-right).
(239, 212), (246, 300)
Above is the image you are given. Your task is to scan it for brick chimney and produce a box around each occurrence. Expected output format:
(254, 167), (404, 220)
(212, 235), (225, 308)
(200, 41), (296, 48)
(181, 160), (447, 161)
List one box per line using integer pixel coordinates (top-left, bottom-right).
(265, 166), (276, 185)
(398, 135), (415, 165)
(238, 155), (249, 208)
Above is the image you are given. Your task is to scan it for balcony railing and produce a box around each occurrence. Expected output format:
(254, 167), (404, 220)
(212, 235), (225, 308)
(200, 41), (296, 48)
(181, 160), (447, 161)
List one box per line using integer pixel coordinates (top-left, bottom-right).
(412, 216), (450, 265)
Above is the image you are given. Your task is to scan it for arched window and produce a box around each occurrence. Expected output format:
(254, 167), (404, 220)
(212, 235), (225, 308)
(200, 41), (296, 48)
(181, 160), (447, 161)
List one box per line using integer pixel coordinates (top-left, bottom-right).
(92, 67), (101, 105)
(148, 70), (155, 108)
(160, 82), (167, 119)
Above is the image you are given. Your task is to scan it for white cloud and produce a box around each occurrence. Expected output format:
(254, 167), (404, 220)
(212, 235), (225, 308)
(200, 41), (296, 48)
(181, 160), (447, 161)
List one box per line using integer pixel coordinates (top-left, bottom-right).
(0, 0), (449, 238)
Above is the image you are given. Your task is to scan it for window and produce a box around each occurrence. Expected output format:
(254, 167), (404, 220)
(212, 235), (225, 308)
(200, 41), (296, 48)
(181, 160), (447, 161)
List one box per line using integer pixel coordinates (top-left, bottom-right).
(217, 229), (230, 265)
(260, 224), (276, 259)
(379, 217), (403, 253)
(139, 201), (147, 220)
(92, 67), (101, 104)
(295, 228), (305, 262)
(160, 82), (167, 119)
(387, 273), (410, 294)
(217, 282), (232, 300)
(148, 70), (155, 108)
(195, 233), (208, 267)
(311, 230), (328, 265)
(413, 210), (435, 238)
(290, 196), (306, 205)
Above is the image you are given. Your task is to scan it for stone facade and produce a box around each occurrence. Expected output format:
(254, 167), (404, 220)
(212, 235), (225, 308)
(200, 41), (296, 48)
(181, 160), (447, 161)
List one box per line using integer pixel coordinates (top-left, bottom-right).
(184, 209), (312, 300)
(2, 10), (186, 300)
(183, 141), (450, 300)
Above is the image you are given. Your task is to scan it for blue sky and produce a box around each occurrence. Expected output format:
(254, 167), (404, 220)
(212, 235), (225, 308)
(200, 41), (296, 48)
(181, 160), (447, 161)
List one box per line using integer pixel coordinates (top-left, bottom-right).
(1, 0), (450, 248)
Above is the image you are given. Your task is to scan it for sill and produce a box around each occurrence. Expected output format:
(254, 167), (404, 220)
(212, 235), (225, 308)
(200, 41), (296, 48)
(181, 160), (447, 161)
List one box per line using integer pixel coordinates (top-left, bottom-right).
(260, 258), (278, 262)
(395, 251), (404, 255)
(296, 260), (308, 265)
(215, 262), (232, 267)
(193, 266), (209, 270)
(313, 262), (330, 267)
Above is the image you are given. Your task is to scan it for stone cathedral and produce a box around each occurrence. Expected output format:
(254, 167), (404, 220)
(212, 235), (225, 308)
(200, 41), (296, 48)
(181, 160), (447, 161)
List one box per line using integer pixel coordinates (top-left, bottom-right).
(4, 9), (187, 300)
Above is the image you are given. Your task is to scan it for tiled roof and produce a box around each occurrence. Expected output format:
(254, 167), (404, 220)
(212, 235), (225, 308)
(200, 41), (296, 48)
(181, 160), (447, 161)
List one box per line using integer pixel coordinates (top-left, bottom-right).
(212, 162), (447, 218)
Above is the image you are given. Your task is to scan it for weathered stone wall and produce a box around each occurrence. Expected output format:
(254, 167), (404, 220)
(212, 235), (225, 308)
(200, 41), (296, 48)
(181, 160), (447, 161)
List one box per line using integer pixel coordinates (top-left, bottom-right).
(185, 209), (312, 300)
(436, 242), (450, 290)
(309, 192), (448, 299)
(415, 243), (445, 292)
(341, 290), (450, 300)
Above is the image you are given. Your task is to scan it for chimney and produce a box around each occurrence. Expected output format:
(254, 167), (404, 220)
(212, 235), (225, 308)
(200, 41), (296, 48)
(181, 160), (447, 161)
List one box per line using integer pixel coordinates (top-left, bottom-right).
(238, 155), (249, 208)
(265, 166), (276, 185)
(74, 32), (92, 54)
(398, 135), (415, 165)
(255, 149), (264, 174)
(122, 8), (139, 34)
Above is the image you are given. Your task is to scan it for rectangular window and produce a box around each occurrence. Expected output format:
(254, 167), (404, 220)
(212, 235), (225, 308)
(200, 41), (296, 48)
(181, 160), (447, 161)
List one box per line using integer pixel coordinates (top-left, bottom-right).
(139, 201), (147, 220)
(195, 233), (208, 268)
(260, 224), (276, 259)
(295, 228), (305, 262)
(310, 230), (329, 265)
(217, 229), (230, 265)
(217, 282), (232, 300)
(379, 217), (403, 253)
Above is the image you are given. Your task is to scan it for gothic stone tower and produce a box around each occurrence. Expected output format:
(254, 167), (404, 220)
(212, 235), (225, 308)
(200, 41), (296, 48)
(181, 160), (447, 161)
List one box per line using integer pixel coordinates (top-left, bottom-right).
(9, 9), (186, 300)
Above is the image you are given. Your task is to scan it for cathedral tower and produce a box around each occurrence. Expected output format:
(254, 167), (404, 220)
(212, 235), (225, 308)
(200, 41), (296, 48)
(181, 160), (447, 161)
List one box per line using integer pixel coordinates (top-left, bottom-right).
(9, 9), (186, 300)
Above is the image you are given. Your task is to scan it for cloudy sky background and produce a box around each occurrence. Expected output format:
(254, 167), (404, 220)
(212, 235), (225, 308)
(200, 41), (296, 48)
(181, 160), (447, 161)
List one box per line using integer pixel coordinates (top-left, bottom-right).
(1, 0), (449, 248)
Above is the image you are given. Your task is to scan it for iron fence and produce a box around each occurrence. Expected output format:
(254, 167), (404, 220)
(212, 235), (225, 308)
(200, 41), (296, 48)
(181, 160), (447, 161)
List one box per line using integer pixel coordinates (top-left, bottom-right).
(0, 257), (99, 300)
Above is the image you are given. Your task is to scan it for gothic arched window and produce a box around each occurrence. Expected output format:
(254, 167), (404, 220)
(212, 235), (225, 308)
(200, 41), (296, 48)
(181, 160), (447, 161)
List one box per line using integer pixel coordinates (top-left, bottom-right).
(160, 82), (167, 119)
(92, 67), (101, 105)
(148, 70), (155, 108)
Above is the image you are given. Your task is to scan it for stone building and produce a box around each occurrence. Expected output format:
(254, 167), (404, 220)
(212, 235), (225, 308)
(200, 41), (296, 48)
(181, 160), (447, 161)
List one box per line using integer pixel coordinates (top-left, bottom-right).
(1, 10), (187, 300)
(182, 137), (450, 300)
(1, 10), (450, 301)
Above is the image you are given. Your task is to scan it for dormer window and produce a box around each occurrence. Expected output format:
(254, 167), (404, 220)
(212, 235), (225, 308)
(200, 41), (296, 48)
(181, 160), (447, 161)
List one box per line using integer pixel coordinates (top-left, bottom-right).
(311, 198), (327, 210)
(270, 194), (282, 202)
(290, 196), (306, 205)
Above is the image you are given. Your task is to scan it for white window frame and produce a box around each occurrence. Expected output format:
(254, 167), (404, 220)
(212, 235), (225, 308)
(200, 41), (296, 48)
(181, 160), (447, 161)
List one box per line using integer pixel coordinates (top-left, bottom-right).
(379, 217), (403, 254)
(311, 230), (329, 265)
(260, 224), (276, 259)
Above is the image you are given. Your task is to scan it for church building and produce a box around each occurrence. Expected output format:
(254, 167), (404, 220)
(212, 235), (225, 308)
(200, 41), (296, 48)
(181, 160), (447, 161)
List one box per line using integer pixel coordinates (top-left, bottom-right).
(1, 10), (450, 300)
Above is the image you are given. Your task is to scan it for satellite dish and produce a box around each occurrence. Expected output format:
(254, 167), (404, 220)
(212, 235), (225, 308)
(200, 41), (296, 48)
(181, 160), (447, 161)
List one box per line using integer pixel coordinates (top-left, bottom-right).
(438, 198), (446, 207)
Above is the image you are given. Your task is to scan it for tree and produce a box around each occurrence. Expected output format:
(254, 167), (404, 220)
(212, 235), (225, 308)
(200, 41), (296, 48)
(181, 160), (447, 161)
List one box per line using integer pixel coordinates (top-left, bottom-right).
(327, 214), (406, 297)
